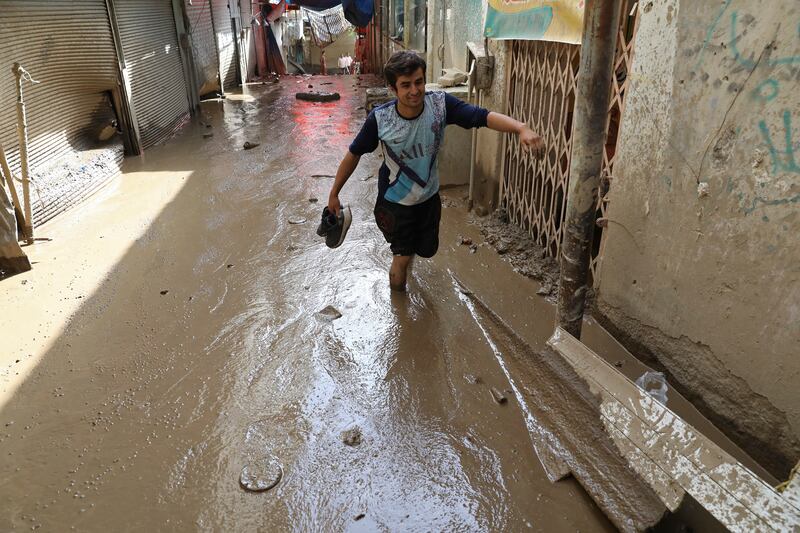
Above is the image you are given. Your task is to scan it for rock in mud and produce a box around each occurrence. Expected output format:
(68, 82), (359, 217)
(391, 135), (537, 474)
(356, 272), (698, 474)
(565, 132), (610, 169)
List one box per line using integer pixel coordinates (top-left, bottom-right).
(203, 133), (213, 139)
(465, 374), (483, 385)
(308, 197), (318, 203)
(288, 216), (307, 225)
(296, 92), (341, 102)
(536, 286), (550, 296)
(243, 141), (260, 150)
(490, 387), (508, 404)
(317, 305), (342, 320)
(341, 427), (363, 447)
(239, 455), (283, 492)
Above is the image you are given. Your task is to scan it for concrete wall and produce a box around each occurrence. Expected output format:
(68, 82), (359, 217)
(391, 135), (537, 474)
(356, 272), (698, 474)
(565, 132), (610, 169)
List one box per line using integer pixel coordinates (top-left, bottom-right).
(426, 0), (485, 81)
(596, 0), (800, 477)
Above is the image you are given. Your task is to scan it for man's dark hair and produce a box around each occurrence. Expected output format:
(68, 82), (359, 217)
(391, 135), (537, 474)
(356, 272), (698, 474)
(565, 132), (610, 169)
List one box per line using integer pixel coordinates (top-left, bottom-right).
(384, 51), (426, 88)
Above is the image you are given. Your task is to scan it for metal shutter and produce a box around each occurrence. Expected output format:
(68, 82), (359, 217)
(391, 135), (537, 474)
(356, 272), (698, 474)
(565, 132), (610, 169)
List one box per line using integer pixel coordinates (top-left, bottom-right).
(115, 0), (191, 149)
(212, 0), (237, 90)
(185, 0), (220, 95)
(0, 0), (121, 225)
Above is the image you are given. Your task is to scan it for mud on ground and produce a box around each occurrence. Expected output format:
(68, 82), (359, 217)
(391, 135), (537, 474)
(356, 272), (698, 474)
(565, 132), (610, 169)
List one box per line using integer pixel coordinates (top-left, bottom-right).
(470, 206), (560, 299)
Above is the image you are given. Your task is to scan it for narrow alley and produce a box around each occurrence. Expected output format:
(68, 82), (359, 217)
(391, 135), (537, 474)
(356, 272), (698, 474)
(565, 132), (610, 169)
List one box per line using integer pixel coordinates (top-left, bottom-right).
(3, 0), (800, 531)
(0, 77), (616, 531)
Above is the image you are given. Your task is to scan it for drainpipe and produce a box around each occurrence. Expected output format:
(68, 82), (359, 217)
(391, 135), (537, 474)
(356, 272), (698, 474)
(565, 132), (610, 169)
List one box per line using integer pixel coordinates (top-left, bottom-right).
(555, 0), (622, 338)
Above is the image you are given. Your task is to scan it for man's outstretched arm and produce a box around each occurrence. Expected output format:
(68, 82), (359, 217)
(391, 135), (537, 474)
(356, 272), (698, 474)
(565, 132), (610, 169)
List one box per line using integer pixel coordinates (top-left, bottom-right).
(486, 112), (545, 156)
(328, 151), (360, 215)
(444, 93), (545, 156)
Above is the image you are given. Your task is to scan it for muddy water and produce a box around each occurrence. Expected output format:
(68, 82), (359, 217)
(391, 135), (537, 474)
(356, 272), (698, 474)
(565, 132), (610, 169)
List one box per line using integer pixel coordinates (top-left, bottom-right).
(0, 77), (614, 531)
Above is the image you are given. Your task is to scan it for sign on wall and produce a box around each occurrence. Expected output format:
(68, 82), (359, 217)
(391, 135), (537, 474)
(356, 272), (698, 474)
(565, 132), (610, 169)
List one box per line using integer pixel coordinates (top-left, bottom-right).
(484, 0), (585, 44)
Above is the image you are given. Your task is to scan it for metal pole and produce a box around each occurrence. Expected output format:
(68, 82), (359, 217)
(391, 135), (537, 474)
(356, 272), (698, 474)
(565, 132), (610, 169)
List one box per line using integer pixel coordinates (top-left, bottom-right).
(556, 0), (622, 338)
(12, 63), (34, 244)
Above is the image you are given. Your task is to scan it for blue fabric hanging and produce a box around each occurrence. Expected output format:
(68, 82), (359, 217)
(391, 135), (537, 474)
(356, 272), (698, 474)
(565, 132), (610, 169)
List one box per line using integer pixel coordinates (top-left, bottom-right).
(341, 0), (374, 27)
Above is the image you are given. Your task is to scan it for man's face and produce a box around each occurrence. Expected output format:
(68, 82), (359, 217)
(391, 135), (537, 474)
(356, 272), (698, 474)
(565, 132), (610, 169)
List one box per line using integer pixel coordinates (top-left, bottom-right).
(392, 67), (426, 109)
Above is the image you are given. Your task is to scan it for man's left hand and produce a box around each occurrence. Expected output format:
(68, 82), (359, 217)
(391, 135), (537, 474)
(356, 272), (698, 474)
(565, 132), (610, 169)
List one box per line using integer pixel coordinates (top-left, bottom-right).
(519, 127), (545, 158)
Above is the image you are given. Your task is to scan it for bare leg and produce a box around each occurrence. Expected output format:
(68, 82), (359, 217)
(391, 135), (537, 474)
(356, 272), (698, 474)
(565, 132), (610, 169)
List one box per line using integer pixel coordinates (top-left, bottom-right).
(389, 255), (414, 292)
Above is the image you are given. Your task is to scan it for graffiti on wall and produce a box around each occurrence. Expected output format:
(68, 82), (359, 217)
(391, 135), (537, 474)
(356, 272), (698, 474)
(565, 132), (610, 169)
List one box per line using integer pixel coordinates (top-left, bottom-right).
(694, 0), (800, 215)
(484, 0), (585, 44)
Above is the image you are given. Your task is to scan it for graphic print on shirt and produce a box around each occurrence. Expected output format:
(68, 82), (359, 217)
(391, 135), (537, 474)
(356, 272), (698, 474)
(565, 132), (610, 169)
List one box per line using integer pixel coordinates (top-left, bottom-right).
(374, 92), (447, 205)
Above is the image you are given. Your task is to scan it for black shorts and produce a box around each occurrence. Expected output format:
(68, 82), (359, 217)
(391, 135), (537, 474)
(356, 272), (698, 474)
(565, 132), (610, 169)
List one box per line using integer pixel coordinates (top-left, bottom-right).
(373, 194), (442, 257)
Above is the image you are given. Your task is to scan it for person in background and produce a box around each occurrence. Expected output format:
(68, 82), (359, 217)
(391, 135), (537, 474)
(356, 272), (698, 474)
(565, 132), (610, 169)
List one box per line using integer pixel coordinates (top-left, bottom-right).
(320, 49), (327, 75)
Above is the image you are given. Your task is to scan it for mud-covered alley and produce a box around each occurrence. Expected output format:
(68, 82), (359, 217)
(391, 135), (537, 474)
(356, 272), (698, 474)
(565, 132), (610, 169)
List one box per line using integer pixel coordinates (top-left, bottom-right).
(2, 1), (800, 532)
(0, 76), (625, 531)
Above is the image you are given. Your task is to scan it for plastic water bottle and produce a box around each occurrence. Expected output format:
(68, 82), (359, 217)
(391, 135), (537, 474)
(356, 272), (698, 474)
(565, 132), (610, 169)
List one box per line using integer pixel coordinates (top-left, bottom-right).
(635, 371), (669, 405)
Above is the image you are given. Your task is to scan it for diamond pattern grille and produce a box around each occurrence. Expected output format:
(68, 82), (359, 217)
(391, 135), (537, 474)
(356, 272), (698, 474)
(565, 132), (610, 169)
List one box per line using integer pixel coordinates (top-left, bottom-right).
(499, 5), (639, 284)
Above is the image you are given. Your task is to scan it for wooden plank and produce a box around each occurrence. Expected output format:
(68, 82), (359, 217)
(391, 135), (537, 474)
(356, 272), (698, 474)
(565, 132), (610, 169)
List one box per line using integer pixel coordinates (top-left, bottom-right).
(548, 327), (800, 531)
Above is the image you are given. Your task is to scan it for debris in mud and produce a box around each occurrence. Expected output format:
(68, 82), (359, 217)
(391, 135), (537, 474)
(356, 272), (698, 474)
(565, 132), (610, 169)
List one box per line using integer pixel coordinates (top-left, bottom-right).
(243, 141), (260, 150)
(342, 427), (363, 447)
(311, 174), (334, 179)
(490, 387), (508, 404)
(288, 217), (307, 225)
(296, 91), (341, 102)
(469, 244), (478, 254)
(360, 174), (374, 181)
(354, 513), (366, 521)
(239, 455), (283, 492)
(458, 236), (473, 246)
(317, 305), (342, 320)
(226, 264), (234, 269)
(203, 133), (213, 139)
(614, 361), (624, 368)
(160, 290), (169, 295)
(308, 84), (313, 88)
(308, 197), (318, 203)
(536, 286), (550, 296)
(453, 277), (472, 295)
(475, 208), (560, 298)
(321, 82), (333, 85)
(465, 374), (483, 385)
(286, 244), (299, 252)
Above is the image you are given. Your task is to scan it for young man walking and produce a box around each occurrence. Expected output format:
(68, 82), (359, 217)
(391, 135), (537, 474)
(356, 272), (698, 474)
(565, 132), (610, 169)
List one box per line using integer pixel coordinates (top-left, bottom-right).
(325, 51), (545, 292)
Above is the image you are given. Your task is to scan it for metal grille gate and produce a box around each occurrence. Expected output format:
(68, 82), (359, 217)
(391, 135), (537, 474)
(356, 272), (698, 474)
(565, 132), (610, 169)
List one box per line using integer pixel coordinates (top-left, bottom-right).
(499, 4), (639, 283)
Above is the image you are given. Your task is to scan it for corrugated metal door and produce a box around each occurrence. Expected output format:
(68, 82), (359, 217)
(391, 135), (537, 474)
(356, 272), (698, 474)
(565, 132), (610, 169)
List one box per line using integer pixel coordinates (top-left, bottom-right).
(0, 0), (122, 224)
(115, 0), (191, 148)
(213, 0), (238, 90)
(185, 0), (220, 95)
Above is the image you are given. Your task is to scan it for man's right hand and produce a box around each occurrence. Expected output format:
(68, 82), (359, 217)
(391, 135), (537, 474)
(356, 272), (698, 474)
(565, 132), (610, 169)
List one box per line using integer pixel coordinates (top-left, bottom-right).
(328, 194), (341, 216)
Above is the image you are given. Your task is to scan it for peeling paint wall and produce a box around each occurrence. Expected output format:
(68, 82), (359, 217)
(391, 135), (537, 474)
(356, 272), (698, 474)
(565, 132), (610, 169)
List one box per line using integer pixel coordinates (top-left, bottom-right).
(597, 0), (800, 478)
